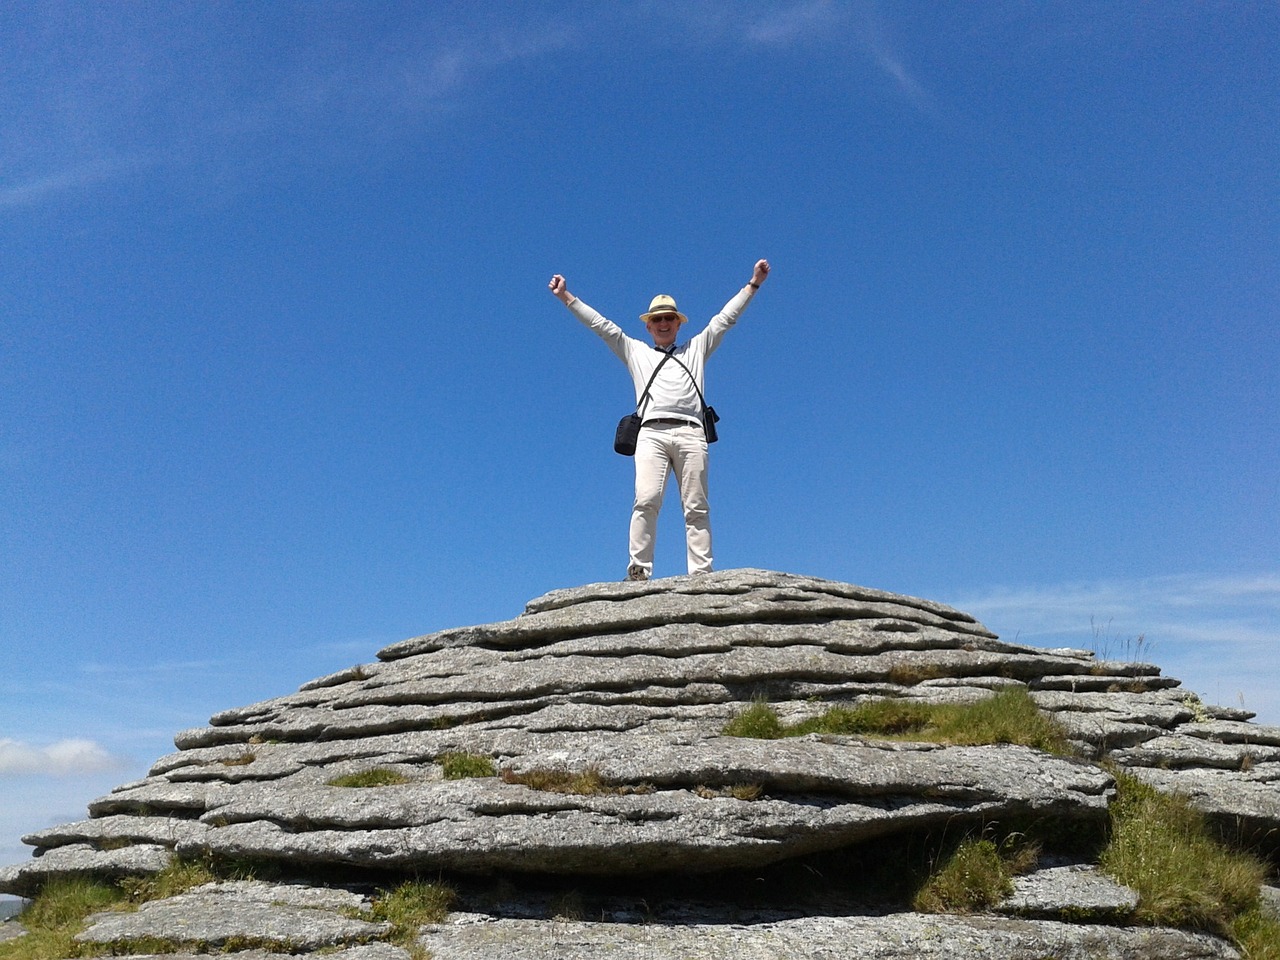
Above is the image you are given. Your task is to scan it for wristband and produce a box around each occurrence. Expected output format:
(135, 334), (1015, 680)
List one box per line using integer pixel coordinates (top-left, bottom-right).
(748, 281), (760, 289)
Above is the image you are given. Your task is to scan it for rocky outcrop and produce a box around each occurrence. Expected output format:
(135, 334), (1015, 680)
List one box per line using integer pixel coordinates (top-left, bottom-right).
(2, 569), (1276, 958)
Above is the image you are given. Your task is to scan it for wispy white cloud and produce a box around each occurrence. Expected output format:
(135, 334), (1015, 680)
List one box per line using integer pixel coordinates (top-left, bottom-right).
(0, 738), (128, 777)
(256, 24), (576, 135)
(741, 1), (929, 108)
(747, 0), (840, 45)
(0, 159), (140, 208)
(849, 2), (929, 107)
(869, 47), (927, 104)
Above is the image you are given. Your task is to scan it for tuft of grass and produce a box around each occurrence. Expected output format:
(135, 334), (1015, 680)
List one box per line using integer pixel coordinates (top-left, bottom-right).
(790, 698), (935, 737)
(499, 766), (652, 796)
(695, 783), (763, 801)
(924, 688), (1072, 754)
(721, 700), (784, 739)
(1089, 616), (1153, 664)
(438, 752), (496, 780)
(326, 768), (412, 788)
(887, 662), (951, 686)
(549, 889), (586, 921)
(368, 880), (455, 946)
(723, 688), (1073, 756)
(116, 858), (218, 903)
(1, 877), (125, 960)
(913, 837), (1013, 914)
(1101, 773), (1270, 945)
(1230, 906), (1280, 960)
(220, 751), (256, 767)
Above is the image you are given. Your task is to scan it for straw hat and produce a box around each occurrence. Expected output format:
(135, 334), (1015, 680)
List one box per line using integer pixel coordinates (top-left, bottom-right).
(639, 294), (688, 325)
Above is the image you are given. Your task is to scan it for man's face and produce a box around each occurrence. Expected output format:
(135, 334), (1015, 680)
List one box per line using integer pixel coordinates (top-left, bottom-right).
(645, 312), (680, 348)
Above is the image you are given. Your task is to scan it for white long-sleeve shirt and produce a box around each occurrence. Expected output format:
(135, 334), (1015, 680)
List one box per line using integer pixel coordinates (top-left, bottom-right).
(567, 285), (755, 425)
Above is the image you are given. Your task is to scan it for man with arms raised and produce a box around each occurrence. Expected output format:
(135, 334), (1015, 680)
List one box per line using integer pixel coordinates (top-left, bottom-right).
(548, 259), (770, 580)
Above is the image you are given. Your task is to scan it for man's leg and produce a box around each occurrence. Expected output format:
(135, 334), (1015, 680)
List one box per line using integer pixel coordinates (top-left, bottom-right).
(670, 425), (712, 574)
(629, 427), (672, 579)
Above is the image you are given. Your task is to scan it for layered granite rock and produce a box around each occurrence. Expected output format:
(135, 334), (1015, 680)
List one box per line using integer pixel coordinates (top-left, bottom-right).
(2, 569), (1276, 958)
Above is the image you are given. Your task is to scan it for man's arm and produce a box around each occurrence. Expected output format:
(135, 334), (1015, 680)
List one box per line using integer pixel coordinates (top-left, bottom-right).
(693, 259), (771, 357)
(549, 273), (631, 361)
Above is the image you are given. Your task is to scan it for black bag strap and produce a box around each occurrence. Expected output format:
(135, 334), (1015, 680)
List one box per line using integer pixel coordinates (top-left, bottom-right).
(661, 350), (713, 421)
(634, 351), (675, 420)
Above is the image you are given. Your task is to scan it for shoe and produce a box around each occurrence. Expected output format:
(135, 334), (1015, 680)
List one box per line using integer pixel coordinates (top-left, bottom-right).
(626, 565), (649, 582)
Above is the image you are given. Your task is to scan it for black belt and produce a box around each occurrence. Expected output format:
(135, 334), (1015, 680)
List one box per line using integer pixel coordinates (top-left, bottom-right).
(644, 418), (699, 428)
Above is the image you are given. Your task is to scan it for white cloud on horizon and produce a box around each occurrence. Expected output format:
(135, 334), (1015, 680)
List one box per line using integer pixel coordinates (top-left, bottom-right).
(0, 738), (128, 777)
(952, 572), (1280, 641)
(951, 571), (1280, 724)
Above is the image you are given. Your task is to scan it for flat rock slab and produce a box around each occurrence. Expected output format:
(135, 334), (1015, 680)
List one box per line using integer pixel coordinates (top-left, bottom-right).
(418, 912), (1239, 959)
(0, 842), (173, 897)
(178, 740), (1110, 875)
(996, 862), (1138, 920)
(76, 881), (390, 951)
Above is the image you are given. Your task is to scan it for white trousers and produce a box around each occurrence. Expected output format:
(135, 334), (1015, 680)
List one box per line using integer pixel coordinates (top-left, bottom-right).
(629, 422), (711, 576)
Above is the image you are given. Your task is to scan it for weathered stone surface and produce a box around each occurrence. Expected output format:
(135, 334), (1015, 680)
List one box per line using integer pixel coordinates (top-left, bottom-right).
(2, 568), (1276, 959)
(0, 842), (173, 896)
(415, 911), (1239, 959)
(169, 741), (1108, 875)
(22, 814), (209, 849)
(996, 861), (1139, 920)
(379, 571), (998, 659)
(1127, 766), (1280, 849)
(1109, 733), (1280, 770)
(75, 881), (389, 950)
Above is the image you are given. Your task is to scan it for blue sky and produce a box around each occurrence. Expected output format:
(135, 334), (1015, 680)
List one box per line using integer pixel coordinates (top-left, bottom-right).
(2, 1), (1277, 876)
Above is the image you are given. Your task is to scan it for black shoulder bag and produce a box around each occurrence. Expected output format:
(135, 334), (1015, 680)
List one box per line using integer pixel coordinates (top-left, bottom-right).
(614, 352), (673, 456)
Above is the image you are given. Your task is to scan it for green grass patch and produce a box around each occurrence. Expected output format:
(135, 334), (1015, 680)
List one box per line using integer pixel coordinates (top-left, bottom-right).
(721, 700), (784, 739)
(0, 877), (125, 959)
(116, 858), (218, 903)
(1101, 773), (1272, 946)
(500, 766), (652, 796)
(439, 752), (496, 780)
(788, 698), (936, 737)
(913, 837), (1013, 913)
(368, 880), (455, 946)
(723, 688), (1073, 755)
(326, 768), (412, 788)
(1230, 906), (1280, 960)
